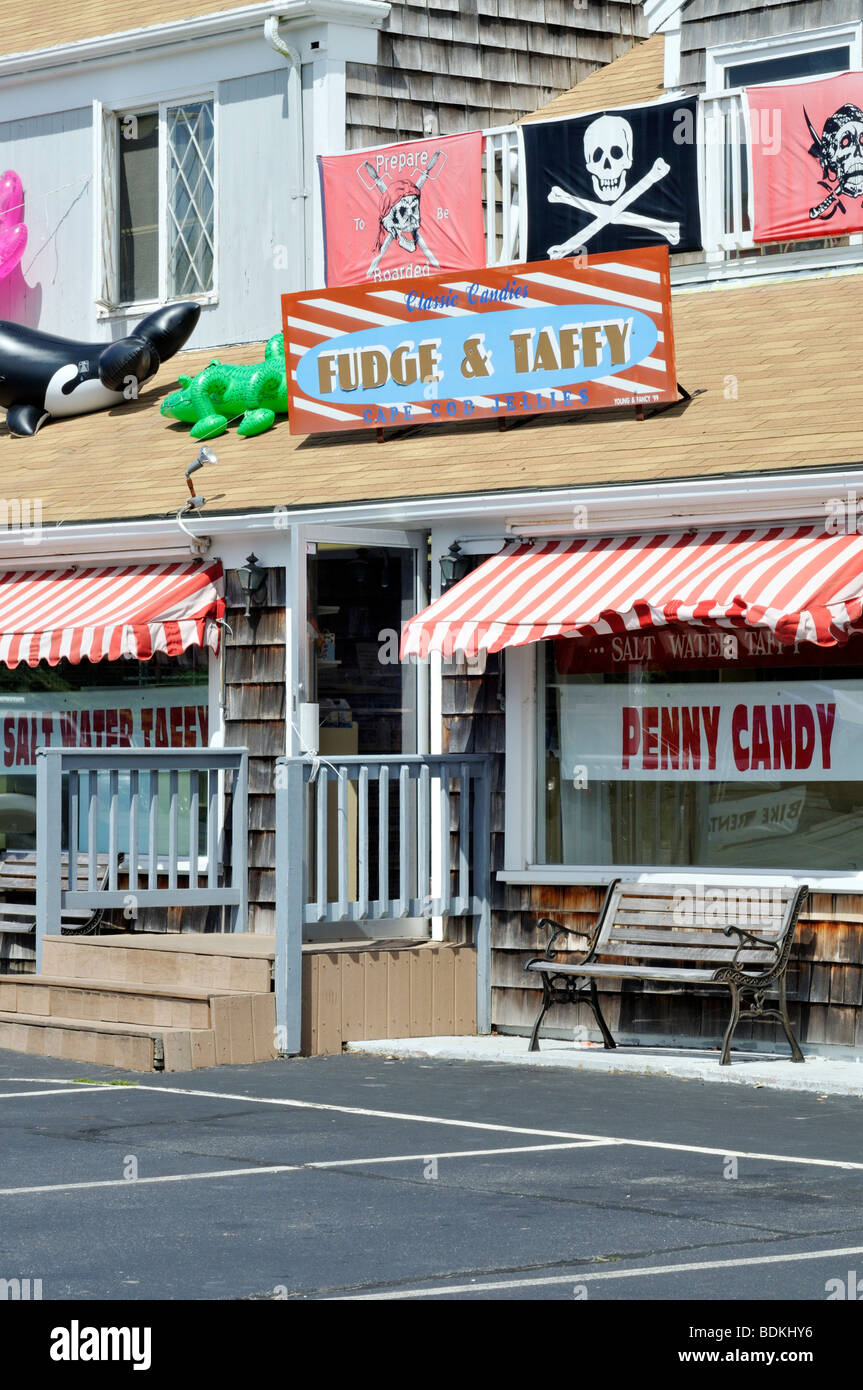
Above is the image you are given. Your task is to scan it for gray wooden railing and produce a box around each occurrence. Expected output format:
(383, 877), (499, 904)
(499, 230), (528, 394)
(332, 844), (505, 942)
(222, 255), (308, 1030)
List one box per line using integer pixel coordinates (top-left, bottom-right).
(275, 754), (492, 1055)
(35, 747), (248, 970)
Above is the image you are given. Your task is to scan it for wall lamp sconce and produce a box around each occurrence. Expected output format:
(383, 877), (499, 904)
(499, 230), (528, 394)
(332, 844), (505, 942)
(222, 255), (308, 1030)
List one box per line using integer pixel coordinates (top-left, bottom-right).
(175, 450), (218, 553)
(439, 541), (471, 590)
(184, 446), (218, 499)
(237, 552), (268, 619)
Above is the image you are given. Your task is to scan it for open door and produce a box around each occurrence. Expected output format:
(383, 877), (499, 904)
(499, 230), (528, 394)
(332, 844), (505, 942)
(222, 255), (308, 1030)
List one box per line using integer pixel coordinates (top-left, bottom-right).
(299, 526), (429, 941)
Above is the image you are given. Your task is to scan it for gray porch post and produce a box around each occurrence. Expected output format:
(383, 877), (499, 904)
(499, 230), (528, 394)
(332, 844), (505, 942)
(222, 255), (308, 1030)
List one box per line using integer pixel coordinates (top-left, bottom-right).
(275, 757), (305, 1055)
(35, 748), (62, 975)
(474, 766), (492, 1034)
(229, 750), (249, 932)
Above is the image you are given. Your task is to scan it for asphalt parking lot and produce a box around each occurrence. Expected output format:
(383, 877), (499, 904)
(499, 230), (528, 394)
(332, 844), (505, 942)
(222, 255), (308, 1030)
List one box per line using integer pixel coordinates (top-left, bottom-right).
(1, 1047), (862, 1304)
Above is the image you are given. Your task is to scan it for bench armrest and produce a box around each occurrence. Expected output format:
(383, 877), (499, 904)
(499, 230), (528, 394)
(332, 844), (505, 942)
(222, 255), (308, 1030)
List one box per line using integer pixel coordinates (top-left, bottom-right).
(721, 922), (781, 973)
(536, 916), (596, 962)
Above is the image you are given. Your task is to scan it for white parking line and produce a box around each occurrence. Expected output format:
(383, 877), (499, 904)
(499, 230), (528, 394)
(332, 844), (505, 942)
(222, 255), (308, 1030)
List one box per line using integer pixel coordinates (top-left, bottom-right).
(0, 1140), (609, 1196)
(3, 1077), (861, 1173)
(336, 1244), (863, 1300)
(132, 1083), (863, 1172)
(0, 1087), (121, 1100)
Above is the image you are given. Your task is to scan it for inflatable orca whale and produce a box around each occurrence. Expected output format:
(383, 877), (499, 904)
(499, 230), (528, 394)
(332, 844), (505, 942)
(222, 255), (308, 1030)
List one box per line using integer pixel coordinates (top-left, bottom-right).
(0, 301), (201, 437)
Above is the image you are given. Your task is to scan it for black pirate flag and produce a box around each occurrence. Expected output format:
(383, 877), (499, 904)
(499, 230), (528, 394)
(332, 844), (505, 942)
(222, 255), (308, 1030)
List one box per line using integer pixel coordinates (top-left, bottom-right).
(522, 96), (702, 260)
(748, 72), (863, 242)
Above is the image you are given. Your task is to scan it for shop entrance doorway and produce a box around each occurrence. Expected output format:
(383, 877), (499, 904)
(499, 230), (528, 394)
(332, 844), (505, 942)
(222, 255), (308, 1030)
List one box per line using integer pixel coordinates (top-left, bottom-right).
(303, 533), (429, 943)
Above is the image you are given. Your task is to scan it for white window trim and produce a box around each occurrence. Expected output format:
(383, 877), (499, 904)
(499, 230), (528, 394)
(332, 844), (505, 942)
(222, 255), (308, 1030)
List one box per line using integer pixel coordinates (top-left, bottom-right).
(94, 85), (219, 319)
(501, 633), (863, 894)
(705, 21), (863, 97)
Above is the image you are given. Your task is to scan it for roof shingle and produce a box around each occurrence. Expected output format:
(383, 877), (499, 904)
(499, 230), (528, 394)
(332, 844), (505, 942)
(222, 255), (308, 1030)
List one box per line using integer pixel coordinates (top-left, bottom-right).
(1, 268), (859, 525)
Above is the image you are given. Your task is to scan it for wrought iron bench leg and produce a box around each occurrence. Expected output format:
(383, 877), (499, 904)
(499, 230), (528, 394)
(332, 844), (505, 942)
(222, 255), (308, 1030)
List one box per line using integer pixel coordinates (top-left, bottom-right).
(720, 983), (740, 1066)
(588, 979), (617, 1050)
(778, 973), (804, 1063)
(528, 974), (553, 1052)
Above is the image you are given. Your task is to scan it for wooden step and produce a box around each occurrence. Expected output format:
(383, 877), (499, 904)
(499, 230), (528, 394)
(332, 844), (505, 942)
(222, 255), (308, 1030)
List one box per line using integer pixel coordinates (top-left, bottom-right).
(0, 1011), (218, 1072)
(0, 977), (276, 1066)
(41, 933), (274, 993)
(0, 925), (280, 1070)
(0, 986), (278, 1070)
(0, 975), (221, 1029)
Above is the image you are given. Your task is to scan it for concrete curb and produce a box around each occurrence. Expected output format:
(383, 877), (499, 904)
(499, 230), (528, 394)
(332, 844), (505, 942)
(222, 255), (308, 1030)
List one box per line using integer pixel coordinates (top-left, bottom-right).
(347, 1035), (863, 1097)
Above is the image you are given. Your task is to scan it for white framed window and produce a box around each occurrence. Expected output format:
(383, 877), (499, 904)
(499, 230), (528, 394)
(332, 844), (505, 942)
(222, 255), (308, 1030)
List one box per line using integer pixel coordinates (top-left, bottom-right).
(502, 635), (863, 892)
(95, 94), (217, 314)
(704, 23), (862, 97)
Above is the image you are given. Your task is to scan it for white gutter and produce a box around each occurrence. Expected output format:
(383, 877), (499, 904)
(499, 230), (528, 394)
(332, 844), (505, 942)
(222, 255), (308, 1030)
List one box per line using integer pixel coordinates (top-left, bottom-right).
(0, 0), (389, 79)
(264, 15), (309, 287)
(642, 0), (685, 34)
(5, 464), (863, 559)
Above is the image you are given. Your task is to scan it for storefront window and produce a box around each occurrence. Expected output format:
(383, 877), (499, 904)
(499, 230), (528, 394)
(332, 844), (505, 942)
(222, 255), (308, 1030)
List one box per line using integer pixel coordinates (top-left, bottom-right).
(0, 649), (209, 853)
(538, 629), (863, 871)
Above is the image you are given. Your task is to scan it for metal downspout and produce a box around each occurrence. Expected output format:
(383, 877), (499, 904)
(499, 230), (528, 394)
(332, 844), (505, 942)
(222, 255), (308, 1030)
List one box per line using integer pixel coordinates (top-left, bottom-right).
(264, 16), (310, 288)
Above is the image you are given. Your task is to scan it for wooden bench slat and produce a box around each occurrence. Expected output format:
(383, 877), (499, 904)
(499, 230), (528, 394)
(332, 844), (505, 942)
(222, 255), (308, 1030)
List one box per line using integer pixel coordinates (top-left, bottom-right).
(615, 882), (797, 901)
(601, 942), (776, 965)
(0, 850), (111, 940)
(0, 903), (95, 919)
(527, 961), (719, 983)
(617, 900), (789, 922)
(609, 926), (782, 947)
(612, 908), (785, 929)
(0, 912), (94, 924)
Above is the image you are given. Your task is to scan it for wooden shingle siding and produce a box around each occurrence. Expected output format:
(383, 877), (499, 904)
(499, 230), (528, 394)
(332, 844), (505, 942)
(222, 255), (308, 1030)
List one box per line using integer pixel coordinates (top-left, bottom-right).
(223, 567), (285, 935)
(679, 0), (857, 90)
(345, 0), (647, 148)
(441, 653), (505, 947)
(522, 32), (665, 121)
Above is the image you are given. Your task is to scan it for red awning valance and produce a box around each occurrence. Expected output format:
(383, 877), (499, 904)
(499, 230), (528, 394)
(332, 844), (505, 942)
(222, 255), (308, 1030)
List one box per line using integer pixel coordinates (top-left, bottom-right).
(0, 559), (225, 668)
(401, 525), (863, 659)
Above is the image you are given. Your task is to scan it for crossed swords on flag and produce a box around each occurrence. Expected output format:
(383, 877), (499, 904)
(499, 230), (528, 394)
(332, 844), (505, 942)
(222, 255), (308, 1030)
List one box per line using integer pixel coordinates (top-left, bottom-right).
(546, 157), (680, 256)
(361, 151), (444, 276)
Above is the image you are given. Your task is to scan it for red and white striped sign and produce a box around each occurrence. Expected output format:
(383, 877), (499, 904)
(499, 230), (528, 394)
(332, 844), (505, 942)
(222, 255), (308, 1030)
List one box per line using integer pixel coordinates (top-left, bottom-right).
(281, 248), (678, 436)
(0, 559), (224, 668)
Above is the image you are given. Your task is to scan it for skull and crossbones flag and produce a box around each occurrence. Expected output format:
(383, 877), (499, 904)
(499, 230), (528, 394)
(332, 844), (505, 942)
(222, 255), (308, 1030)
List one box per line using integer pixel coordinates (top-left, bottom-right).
(747, 73), (863, 243)
(318, 131), (485, 287)
(522, 96), (702, 260)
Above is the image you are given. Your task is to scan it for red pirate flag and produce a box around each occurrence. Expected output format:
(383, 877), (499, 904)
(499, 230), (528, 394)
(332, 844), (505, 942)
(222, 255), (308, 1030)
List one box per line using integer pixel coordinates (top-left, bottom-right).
(319, 131), (484, 286)
(747, 72), (863, 242)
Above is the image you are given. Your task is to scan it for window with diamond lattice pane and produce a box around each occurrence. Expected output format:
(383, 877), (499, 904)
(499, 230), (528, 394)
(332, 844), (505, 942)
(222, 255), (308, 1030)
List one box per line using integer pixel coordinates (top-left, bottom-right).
(166, 102), (215, 297)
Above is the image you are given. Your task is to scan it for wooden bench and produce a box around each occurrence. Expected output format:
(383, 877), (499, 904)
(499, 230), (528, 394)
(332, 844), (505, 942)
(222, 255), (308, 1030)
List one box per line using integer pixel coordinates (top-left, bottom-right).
(525, 880), (808, 1066)
(0, 851), (112, 938)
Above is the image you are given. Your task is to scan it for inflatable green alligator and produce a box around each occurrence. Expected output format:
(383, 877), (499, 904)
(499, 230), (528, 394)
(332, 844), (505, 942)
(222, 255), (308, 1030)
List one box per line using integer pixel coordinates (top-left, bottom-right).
(161, 332), (288, 438)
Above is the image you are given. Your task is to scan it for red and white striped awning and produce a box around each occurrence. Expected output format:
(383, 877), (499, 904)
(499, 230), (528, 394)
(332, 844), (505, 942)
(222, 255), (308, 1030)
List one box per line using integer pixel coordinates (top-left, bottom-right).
(0, 559), (225, 668)
(401, 525), (863, 659)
